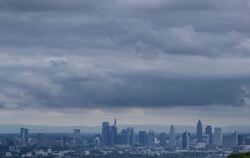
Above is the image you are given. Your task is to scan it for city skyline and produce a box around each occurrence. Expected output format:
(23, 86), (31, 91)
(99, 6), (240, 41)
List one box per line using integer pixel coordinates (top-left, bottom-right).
(1, 0), (250, 157)
(0, 119), (249, 157)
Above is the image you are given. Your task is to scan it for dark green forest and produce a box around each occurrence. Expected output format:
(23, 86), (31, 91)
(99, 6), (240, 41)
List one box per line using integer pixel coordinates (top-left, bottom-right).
(228, 153), (250, 158)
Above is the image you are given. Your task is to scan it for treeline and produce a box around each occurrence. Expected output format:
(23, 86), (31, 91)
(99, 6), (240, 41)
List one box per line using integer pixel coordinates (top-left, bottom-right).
(228, 152), (250, 158)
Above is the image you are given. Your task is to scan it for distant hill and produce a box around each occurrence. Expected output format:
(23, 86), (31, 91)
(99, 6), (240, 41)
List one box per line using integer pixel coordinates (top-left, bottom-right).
(0, 124), (249, 134)
(228, 152), (250, 158)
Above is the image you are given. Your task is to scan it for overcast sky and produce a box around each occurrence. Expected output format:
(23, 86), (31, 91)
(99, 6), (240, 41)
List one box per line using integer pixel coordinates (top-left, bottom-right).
(0, 0), (250, 126)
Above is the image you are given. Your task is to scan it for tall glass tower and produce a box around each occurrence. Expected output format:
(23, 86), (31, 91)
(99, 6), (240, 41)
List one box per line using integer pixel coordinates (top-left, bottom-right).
(102, 122), (110, 146)
(169, 125), (176, 147)
(20, 128), (29, 146)
(205, 125), (213, 145)
(197, 120), (203, 143)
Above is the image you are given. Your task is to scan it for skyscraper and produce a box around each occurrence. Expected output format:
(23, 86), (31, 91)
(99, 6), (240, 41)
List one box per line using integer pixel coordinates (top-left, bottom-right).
(61, 136), (66, 147)
(73, 129), (81, 146)
(231, 130), (238, 147)
(126, 128), (134, 145)
(238, 134), (245, 145)
(102, 122), (110, 146)
(222, 131), (238, 149)
(139, 131), (148, 146)
(20, 128), (29, 147)
(110, 119), (118, 146)
(213, 127), (222, 146)
(222, 134), (232, 149)
(245, 136), (250, 145)
(148, 130), (155, 146)
(159, 132), (167, 147)
(121, 129), (127, 144)
(169, 125), (176, 147)
(205, 125), (213, 145)
(197, 120), (203, 143)
(182, 131), (190, 150)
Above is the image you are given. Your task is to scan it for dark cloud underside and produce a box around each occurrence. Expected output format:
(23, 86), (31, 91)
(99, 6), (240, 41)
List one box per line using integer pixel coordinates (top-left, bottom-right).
(0, 0), (250, 109)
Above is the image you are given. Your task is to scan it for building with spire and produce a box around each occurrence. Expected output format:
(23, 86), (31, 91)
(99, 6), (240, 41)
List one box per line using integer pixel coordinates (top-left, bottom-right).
(110, 119), (118, 146)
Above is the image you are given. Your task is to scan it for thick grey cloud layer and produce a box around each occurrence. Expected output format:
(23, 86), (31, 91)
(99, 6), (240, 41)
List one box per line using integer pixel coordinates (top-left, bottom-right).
(0, 0), (250, 109)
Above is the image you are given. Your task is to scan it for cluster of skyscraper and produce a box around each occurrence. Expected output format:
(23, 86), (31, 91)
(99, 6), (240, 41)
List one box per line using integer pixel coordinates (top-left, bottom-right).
(101, 119), (176, 147)
(101, 119), (246, 150)
(101, 119), (118, 146)
(17, 119), (248, 151)
(181, 120), (242, 150)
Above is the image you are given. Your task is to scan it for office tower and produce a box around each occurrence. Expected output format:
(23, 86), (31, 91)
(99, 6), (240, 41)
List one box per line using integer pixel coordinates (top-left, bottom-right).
(159, 132), (167, 147)
(245, 136), (250, 145)
(139, 131), (148, 146)
(169, 125), (176, 147)
(222, 134), (232, 149)
(61, 136), (66, 147)
(20, 128), (29, 146)
(126, 128), (135, 145)
(205, 126), (213, 145)
(102, 122), (110, 146)
(182, 131), (190, 150)
(238, 134), (245, 145)
(148, 130), (155, 146)
(222, 131), (238, 149)
(197, 120), (203, 143)
(121, 129), (127, 144)
(213, 127), (222, 146)
(110, 119), (118, 146)
(231, 130), (238, 147)
(73, 129), (81, 146)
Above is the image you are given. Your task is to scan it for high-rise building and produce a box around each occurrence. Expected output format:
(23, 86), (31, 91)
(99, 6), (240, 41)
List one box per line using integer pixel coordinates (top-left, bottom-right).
(73, 129), (81, 146)
(61, 136), (66, 147)
(20, 128), (29, 146)
(110, 119), (118, 146)
(159, 132), (167, 147)
(101, 119), (118, 146)
(197, 120), (203, 143)
(182, 131), (190, 150)
(120, 129), (127, 144)
(148, 130), (155, 146)
(231, 130), (238, 147)
(245, 136), (250, 145)
(238, 134), (245, 145)
(139, 131), (148, 146)
(205, 126), (213, 145)
(213, 127), (222, 146)
(222, 134), (232, 149)
(126, 128), (134, 145)
(222, 131), (238, 149)
(169, 125), (176, 147)
(102, 122), (110, 146)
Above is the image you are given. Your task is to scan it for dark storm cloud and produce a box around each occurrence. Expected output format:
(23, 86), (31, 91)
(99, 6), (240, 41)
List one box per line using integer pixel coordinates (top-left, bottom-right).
(0, 0), (102, 12)
(0, 0), (250, 109)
